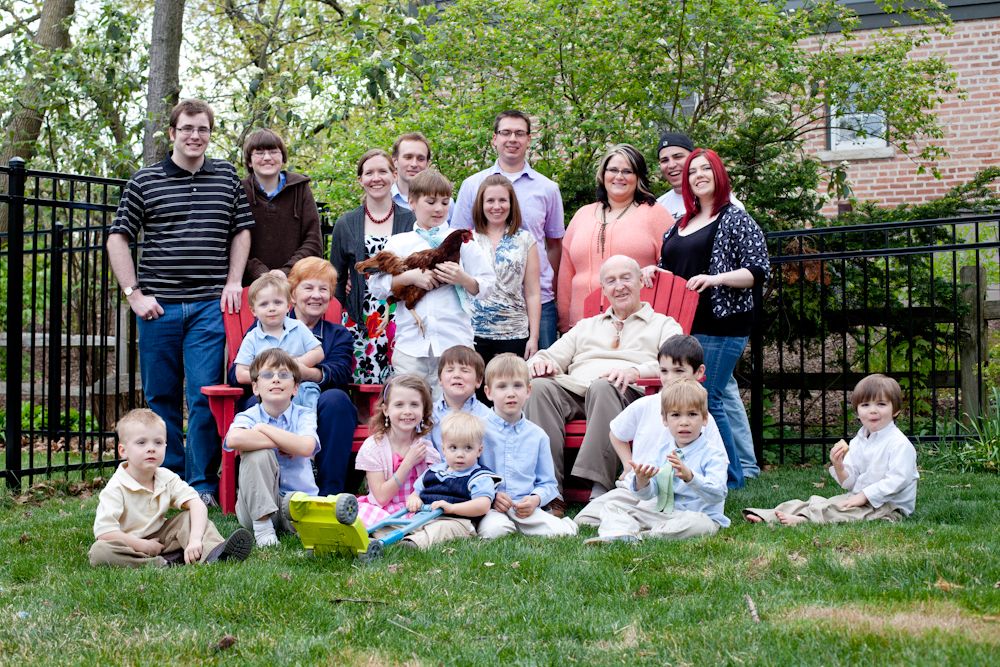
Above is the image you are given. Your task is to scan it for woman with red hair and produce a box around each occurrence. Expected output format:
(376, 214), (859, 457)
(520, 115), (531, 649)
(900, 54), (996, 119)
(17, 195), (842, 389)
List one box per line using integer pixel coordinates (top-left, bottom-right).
(643, 148), (769, 490)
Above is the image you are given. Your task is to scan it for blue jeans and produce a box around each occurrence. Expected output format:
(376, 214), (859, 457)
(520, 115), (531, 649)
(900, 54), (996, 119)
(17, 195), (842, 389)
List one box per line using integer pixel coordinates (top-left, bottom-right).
(539, 300), (558, 350)
(138, 300), (224, 494)
(724, 376), (759, 478)
(694, 334), (748, 489)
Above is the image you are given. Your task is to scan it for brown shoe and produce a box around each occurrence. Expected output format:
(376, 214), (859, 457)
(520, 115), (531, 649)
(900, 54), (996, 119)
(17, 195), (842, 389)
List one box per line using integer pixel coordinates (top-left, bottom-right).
(205, 528), (254, 563)
(544, 498), (567, 518)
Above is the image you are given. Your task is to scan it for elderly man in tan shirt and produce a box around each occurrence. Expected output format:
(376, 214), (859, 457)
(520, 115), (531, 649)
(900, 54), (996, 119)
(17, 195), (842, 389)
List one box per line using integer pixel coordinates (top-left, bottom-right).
(525, 255), (681, 515)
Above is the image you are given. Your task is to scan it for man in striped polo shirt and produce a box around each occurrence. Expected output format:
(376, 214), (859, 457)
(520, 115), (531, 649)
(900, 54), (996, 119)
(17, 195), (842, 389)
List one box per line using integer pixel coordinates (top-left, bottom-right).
(107, 99), (255, 506)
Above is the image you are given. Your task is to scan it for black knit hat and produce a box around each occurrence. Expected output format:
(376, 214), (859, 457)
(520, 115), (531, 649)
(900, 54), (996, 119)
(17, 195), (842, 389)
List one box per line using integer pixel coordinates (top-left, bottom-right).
(657, 132), (695, 154)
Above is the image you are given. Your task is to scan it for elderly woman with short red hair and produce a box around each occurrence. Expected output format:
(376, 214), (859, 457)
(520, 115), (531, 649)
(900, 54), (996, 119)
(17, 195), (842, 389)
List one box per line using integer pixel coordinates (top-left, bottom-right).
(643, 148), (769, 490)
(286, 257), (357, 495)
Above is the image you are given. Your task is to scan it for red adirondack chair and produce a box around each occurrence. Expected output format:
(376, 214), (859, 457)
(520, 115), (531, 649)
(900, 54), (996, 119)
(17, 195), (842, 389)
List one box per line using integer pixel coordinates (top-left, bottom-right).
(561, 269), (698, 502)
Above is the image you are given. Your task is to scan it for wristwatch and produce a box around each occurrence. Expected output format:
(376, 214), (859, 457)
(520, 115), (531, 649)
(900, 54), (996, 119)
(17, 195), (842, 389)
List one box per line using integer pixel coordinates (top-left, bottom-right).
(123, 284), (139, 297)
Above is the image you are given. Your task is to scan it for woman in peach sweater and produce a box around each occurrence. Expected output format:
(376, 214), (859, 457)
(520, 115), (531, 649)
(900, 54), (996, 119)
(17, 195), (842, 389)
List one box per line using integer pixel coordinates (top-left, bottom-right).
(557, 144), (672, 332)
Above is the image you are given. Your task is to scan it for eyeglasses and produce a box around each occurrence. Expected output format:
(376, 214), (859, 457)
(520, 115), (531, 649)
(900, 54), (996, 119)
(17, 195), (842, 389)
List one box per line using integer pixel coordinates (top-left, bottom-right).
(257, 370), (293, 381)
(496, 129), (529, 138)
(251, 149), (282, 158)
(175, 125), (212, 137)
(605, 167), (635, 177)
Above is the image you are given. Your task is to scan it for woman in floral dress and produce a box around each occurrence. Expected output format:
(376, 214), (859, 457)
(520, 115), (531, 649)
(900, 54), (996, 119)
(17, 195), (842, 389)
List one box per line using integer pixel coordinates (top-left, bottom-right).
(330, 149), (415, 383)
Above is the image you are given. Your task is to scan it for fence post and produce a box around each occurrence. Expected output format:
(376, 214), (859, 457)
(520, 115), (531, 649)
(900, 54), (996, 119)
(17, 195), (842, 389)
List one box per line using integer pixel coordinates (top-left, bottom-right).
(47, 223), (64, 445)
(959, 265), (986, 425)
(5, 157), (26, 491)
(750, 319), (764, 465)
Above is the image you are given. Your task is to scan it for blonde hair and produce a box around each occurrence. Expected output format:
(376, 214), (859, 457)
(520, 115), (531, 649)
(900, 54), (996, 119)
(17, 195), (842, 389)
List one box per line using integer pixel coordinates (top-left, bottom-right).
(369, 374), (433, 438)
(851, 373), (902, 413)
(440, 411), (486, 447)
(484, 353), (531, 387)
(116, 408), (165, 440)
(660, 379), (708, 417)
(248, 273), (291, 308)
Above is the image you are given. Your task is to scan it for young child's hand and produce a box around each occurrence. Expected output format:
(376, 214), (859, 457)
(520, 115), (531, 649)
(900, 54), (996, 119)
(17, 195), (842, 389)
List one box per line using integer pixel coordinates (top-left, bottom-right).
(667, 451), (693, 483)
(830, 439), (850, 466)
(630, 461), (659, 488)
(430, 499), (453, 513)
(406, 268), (439, 290)
(401, 442), (428, 469)
(184, 538), (203, 564)
(432, 261), (465, 286)
(406, 492), (424, 513)
(493, 491), (513, 513)
(513, 494), (540, 518)
(837, 492), (869, 510)
(136, 538), (165, 556)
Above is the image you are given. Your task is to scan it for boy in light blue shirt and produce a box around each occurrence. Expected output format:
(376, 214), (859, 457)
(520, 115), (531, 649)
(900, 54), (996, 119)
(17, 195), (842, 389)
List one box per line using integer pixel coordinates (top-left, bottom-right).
(586, 379), (729, 544)
(234, 273), (324, 410)
(225, 348), (321, 547)
(429, 345), (492, 452)
(478, 354), (577, 539)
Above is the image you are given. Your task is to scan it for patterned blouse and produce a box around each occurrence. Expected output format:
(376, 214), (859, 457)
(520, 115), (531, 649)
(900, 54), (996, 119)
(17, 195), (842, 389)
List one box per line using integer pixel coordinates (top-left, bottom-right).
(659, 204), (770, 319)
(471, 230), (535, 339)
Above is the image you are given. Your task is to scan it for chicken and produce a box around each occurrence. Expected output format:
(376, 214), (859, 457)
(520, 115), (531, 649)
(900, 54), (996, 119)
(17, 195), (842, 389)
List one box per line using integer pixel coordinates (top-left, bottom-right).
(355, 228), (474, 337)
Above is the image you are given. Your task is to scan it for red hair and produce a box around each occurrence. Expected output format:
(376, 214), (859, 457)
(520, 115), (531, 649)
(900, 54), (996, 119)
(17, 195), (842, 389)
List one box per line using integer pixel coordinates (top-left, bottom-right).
(679, 148), (732, 228)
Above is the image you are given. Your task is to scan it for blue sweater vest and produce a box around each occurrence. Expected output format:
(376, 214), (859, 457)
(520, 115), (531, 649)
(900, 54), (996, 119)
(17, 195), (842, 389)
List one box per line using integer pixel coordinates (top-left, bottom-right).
(419, 464), (493, 505)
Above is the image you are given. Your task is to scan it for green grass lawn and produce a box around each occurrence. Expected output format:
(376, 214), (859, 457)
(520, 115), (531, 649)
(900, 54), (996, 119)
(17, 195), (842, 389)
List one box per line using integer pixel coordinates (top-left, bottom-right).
(1, 467), (997, 665)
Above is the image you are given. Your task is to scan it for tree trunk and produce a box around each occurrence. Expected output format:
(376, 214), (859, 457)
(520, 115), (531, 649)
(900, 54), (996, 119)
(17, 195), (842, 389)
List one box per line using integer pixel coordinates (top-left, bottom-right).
(142, 0), (187, 167)
(0, 0), (76, 232)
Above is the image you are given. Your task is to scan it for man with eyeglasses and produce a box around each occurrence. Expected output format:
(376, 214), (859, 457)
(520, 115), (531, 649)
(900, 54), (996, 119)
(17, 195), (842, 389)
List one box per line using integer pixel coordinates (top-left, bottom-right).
(452, 110), (564, 350)
(653, 132), (759, 480)
(107, 98), (255, 508)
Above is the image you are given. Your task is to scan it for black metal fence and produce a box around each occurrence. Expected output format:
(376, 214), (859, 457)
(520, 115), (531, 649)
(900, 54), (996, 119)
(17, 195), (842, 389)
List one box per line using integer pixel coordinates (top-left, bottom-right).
(2, 160), (998, 489)
(750, 213), (999, 464)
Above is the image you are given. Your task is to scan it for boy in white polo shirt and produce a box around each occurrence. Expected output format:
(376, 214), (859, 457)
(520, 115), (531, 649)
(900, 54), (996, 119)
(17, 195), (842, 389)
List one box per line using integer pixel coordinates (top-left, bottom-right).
(89, 409), (252, 567)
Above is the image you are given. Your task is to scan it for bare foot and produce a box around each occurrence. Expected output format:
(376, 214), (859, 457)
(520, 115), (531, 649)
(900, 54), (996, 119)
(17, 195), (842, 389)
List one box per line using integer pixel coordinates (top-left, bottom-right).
(775, 511), (807, 526)
(743, 511), (764, 524)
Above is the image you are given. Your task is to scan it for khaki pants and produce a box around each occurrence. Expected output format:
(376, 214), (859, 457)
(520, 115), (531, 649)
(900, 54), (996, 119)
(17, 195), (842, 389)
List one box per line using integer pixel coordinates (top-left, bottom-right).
(524, 378), (640, 492)
(743, 493), (903, 525)
(574, 487), (656, 527)
(478, 507), (579, 539)
(403, 517), (476, 549)
(391, 350), (442, 401)
(89, 512), (224, 568)
(599, 501), (719, 541)
(235, 449), (295, 534)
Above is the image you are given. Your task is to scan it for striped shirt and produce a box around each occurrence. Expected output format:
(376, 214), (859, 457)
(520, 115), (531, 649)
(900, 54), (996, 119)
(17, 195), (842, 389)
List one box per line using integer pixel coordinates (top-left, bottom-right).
(109, 156), (255, 301)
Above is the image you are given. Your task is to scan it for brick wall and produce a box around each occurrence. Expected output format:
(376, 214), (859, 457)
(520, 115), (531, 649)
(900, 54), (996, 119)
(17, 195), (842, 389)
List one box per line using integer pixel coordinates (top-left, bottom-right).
(801, 17), (1000, 217)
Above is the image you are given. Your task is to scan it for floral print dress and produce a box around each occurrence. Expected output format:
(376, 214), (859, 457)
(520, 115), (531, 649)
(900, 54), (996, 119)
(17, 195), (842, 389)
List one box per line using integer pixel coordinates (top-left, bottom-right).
(344, 234), (396, 384)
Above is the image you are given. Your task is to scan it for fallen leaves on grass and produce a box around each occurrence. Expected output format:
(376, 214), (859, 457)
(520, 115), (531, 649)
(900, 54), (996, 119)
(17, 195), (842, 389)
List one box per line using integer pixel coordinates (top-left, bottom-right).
(19, 533), (30, 544)
(812, 481), (825, 488)
(387, 563), (401, 574)
(14, 478), (106, 505)
(211, 634), (237, 652)
(787, 551), (807, 565)
(331, 598), (385, 605)
(933, 577), (964, 593)
(483, 562), (495, 567)
(510, 561), (520, 569)
(634, 584), (650, 598)
(789, 602), (1000, 644)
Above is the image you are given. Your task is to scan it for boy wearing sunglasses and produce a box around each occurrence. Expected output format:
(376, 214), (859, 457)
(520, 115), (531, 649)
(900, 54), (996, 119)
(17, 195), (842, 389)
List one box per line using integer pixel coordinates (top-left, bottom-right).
(225, 348), (321, 547)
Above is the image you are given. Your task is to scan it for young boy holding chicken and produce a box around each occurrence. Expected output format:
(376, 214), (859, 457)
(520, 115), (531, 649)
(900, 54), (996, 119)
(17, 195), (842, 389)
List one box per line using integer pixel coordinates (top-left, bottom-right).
(366, 170), (495, 397)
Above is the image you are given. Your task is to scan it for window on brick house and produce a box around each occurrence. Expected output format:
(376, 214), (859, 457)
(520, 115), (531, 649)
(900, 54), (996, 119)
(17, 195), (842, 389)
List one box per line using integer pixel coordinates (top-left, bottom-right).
(828, 84), (888, 151)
